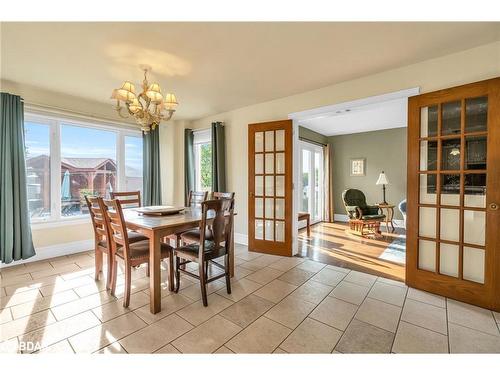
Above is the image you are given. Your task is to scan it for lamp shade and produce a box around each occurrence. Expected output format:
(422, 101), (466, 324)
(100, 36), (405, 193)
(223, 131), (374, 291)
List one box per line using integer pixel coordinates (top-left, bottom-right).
(112, 88), (136, 102)
(128, 98), (142, 113)
(146, 83), (163, 102)
(121, 81), (136, 94)
(164, 93), (178, 110)
(376, 171), (389, 185)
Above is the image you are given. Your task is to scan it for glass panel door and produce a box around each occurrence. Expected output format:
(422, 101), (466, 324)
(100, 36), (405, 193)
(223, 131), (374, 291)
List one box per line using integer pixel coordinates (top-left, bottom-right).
(299, 140), (324, 223)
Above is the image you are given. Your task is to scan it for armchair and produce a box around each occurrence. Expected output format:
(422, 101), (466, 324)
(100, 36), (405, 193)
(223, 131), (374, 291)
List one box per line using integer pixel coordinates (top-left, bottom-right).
(342, 189), (385, 237)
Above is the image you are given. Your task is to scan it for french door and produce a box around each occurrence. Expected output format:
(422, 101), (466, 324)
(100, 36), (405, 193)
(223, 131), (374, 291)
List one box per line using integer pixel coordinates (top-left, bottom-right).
(248, 120), (293, 256)
(299, 140), (324, 224)
(407, 77), (500, 311)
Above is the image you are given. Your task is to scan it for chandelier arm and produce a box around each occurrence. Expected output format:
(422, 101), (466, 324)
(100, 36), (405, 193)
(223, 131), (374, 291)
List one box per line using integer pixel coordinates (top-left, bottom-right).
(115, 106), (130, 119)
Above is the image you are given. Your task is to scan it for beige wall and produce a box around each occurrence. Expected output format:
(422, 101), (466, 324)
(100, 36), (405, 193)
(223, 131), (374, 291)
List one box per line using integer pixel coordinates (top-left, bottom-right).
(191, 41), (500, 237)
(3, 41), (499, 248)
(328, 128), (407, 220)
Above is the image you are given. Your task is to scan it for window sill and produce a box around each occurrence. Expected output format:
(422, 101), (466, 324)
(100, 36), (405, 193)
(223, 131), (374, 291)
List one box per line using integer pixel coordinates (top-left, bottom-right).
(31, 216), (91, 230)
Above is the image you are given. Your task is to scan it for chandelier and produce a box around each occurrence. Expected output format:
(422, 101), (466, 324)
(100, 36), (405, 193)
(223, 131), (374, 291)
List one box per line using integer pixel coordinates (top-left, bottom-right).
(111, 66), (178, 132)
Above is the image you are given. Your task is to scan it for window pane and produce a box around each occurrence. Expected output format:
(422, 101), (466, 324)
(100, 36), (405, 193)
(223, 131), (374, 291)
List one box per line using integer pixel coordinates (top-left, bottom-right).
(197, 143), (212, 191)
(125, 136), (143, 194)
(420, 105), (438, 138)
(25, 122), (51, 219)
(441, 139), (461, 171)
(464, 173), (486, 208)
(465, 96), (487, 133)
(61, 124), (117, 216)
(465, 135), (486, 170)
(440, 174), (460, 206)
(441, 101), (461, 136)
(420, 140), (437, 171)
(419, 174), (436, 204)
(418, 239), (436, 272)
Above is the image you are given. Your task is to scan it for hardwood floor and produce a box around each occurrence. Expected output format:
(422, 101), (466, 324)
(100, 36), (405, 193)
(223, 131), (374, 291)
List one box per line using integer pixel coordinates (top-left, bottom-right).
(298, 221), (405, 282)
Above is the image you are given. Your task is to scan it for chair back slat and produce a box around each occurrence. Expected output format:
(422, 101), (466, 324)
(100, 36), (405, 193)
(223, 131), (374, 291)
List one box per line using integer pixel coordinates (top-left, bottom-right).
(188, 191), (209, 207)
(102, 198), (132, 260)
(110, 191), (141, 208)
(85, 195), (110, 247)
(212, 192), (235, 210)
(198, 199), (234, 259)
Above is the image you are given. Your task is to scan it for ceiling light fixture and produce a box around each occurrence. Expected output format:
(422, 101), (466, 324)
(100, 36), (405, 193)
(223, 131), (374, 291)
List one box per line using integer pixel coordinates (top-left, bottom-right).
(111, 65), (178, 132)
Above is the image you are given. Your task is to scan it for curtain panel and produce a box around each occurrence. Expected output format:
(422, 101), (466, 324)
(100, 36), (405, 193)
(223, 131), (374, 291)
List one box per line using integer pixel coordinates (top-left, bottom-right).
(0, 92), (36, 263)
(324, 143), (334, 222)
(142, 127), (162, 206)
(184, 128), (195, 205)
(211, 122), (227, 192)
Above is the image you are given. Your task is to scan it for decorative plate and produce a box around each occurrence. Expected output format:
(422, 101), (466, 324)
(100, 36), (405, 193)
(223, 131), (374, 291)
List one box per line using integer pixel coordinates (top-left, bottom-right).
(135, 206), (185, 216)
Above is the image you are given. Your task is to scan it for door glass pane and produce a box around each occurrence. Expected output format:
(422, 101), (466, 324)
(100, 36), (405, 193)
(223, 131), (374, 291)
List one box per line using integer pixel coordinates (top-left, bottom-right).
(265, 198), (274, 218)
(301, 149), (310, 210)
(255, 154), (264, 174)
(465, 96), (487, 133)
(420, 140), (437, 171)
(464, 173), (486, 208)
(255, 176), (264, 196)
(463, 210), (485, 246)
(313, 152), (321, 220)
(255, 198), (263, 218)
(275, 221), (285, 242)
(276, 152), (285, 174)
(440, 174), (460, 206)
(441, 101), (461, 136)
(61, 124), (117, 216)
(418, 239), (436, 272)
(265, 220), (274, 240)
(420, 105), (438, 138)
(25, 121), (51, 220)
(275, 198), (285, 219)
(255, 219), (264, 240)
(440, 243), (459, 277)
(465, 135), (486, 170)
(265, 131), (274, 152)
(275, 176), (285, 197)
(440, 208), (460, 242)
(419, 174), (437, 204)
(265, 176), (274, 196)
(255, 132), (264, 152)
(265, 153), (274, 174)
(463, 247), (485, 284)
(275, 130), (285, 151)
(419, 207), (436, 238)
(441, 139), (461, 171)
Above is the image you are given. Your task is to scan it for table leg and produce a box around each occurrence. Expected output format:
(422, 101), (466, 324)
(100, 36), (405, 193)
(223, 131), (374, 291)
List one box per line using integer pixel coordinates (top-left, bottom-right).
(306, 216), (311, 237)
(149, 231), (161, 314)
(229, 219), (235, 277)
(389, 207), (395, 233)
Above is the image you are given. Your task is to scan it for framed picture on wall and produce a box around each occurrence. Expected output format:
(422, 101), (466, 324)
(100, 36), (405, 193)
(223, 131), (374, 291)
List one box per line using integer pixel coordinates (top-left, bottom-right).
(350, 158), (366, 176)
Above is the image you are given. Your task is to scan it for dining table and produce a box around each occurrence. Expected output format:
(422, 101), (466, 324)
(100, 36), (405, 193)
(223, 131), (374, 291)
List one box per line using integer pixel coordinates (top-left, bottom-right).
(122, 206), (235, 314)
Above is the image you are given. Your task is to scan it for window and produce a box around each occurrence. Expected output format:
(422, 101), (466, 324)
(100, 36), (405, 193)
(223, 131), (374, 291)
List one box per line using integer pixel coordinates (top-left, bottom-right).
(24, 112), (143, 222)
(193, 129), (212, 192)
(25, 121), (51, 219)
(299, 140), (324, 223)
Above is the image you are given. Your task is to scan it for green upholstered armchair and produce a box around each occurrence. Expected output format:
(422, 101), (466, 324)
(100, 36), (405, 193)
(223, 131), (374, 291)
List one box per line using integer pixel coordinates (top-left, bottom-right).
(342, 189), (385, 237)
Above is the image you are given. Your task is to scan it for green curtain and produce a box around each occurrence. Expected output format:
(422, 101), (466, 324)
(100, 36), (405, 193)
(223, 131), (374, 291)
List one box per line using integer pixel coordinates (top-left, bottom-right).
(211, 122), (227, 192)
(0, 93), (35, 263)
(184, 128), (194, 205)
(142, 127), (162, 206)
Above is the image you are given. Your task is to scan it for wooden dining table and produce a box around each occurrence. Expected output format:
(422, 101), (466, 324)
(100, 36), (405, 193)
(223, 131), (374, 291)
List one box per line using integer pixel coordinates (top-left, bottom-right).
(122, 206), (235, 314)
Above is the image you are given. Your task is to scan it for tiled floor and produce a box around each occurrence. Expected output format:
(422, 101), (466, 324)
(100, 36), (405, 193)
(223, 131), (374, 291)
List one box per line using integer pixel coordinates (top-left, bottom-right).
(1, 244), (500, 354)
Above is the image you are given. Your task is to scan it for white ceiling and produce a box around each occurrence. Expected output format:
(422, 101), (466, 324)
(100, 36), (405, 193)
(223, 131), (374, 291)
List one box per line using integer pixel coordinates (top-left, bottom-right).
(1, 22), (499, 120)
(298, 97), (408, 136)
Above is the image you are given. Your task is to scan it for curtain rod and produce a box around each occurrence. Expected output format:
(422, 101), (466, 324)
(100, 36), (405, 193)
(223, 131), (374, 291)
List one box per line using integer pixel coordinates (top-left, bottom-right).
(299, 137), (327, 147)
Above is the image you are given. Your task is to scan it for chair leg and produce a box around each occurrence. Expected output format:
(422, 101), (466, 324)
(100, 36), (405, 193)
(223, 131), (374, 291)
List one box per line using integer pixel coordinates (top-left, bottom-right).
(224, 255), (231, 295)
(205, 260), (209, 277)
(105, 251), (113, 291)
(110, 259), (118, 296)
(199, 262), (208, 307)
(95, 249), (103, 281)
(146, 263), (150, 277)
(123, 265), (131, 308)
(174, 256), (181, 293)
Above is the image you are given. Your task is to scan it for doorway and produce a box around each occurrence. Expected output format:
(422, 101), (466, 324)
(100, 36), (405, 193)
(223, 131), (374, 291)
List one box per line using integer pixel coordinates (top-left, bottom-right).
(299, 140), (324, 224)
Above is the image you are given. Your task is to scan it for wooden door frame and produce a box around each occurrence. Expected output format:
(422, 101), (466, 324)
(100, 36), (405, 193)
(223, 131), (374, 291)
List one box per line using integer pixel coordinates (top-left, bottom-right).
(407, 77), (500, 312)
(248, 120), (294, 256)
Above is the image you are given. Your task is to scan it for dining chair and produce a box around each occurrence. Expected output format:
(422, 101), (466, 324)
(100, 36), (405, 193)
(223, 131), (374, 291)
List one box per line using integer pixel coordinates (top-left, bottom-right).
(174, 198), (234, 306)
(110, 191), (141, 208)
(102, 198), (174, 307)
(84, 195), (113, 290)
(187, 191), (209, 207)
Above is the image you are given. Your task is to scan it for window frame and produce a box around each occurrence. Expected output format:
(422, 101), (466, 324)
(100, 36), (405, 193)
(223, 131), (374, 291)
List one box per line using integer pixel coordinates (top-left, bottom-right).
(25, 110), (143, 226)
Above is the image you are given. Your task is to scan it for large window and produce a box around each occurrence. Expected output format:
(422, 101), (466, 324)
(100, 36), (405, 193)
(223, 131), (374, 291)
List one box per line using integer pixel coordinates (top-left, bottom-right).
(24, 112), (143, 222)
(299, 140), (324, 223)
(193, 129), (212, 192)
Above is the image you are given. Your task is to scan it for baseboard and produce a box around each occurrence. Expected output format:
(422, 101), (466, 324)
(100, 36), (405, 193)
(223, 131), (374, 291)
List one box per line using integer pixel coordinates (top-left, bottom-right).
(0, 239), (94, 269)
(333, 214), (406, 229)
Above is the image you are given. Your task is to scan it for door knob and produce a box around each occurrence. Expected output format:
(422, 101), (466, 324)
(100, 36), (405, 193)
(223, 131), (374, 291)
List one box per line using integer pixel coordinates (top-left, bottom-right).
(490, 203), (499, 211)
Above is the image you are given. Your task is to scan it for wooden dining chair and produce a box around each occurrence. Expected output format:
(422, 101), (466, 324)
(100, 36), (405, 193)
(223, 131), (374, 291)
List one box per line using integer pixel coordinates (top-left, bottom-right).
(85, 195), (113, 290)
(174, 198), (234, 306)
(102, 198), (174, 307)
(187, 191), (209, 207)
(110, 191), (141, 208)
(211, 191), (235, 200)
